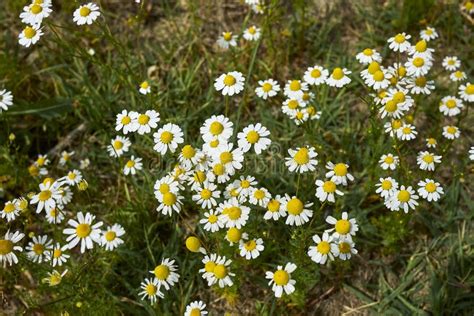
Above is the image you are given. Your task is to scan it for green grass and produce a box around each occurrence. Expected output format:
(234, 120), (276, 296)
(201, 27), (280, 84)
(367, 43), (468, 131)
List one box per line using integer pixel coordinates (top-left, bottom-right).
(1, 0), (473, 315)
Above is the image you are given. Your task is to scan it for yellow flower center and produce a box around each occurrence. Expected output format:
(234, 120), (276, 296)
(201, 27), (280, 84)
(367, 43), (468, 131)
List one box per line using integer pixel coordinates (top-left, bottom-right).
(227, 206), (242, 220)
(335, 219), (351, 234)
(76, 223), (91, 238)
(373, 70), (384, 82)
(398, 66), (407, 77)
(39, 190), (52, 201)
(220, 151), (233, 164)
(241, 180), (250, 188)
(200, 189), (212, 200)
(113, 140), (123, 150)
(425, 29), (433, 35)
(160, 131), (174, 144)
(273, 270), (289, 286)
(262, 82), (272, 92)
(213, 163), (225, 176)
(226, 227), (241, 243)
(213, 264), (227, 279)
(423, 154), (434, 163)
(30, 4), (43, 14)
(190, 308), (201, 316)
(394, 34), (405, 43)
(138, 114), (150, 125)
(210, 122), (224, 135)
(415, 40), (427, 52)
(24, 26), (37, 39)
(402, 127), (412, 134)
(162, 192), (177, 206)
(267, 200), (280, 212)
(126, 160), (135, 168)
(254, 189), (265, 200)
(159, 183), (170, 194)
(385, 100), (397, 113)
(53, 249), (62, 258)
(194, 171), (206, 183)
(323, 181), (336, 193)
(454, 71), (463, 78)
(205, 261), (216, 272)
(140, 81), (149, 89)
(381, 180), (392, 190)
(393, 92), (406, 103)
(105, 231), (116, 242)
(311, 68), (321, 78)
(363, 48), (373, 56)
(4, 203), (15, 214)
(465, 84), (474, 94)
(339, 242), (351, 254)
(287, 198), (303, 215)
(154, 265), (170, 280)
(181, 145), (195, 159)
(244, 240), (257, 251)
(223, 32), (232, 41)
(289, 80), (301, 91)
(145, 283), (157, 296)
(367, 62), (380, 75)
(397, 190), (410, 202)
(223, 75), (236, 86)
(33, 243), (44, 255)
(317, 241), (330, 254)
(79, 6), (91, 17)
(121, 116), (131, 125)
(287, 100), (299, 109)
(333, 163), (347, 176)
(246, 130), (260, 144)
(384, 156), (394, 164)
(415, 76), (427, 87)
(446, 126), (456, 134)
(413, 57), (424, 68)
(294, 147), (309, 165)
(332, 68), (344, 80)
(186, 236), (201, 252)
(248, 26), (256, 34)
(0, 240), (13, 255)
(208, 214), (218, 223)
(425, 183), (437, 193)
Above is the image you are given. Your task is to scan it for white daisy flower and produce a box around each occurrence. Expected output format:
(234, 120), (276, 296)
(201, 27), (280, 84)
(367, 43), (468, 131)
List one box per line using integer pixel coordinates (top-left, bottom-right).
(388, 32), (412, 52)
(365, 69), (390, 90)
(199, 253), (219, 284)
(450, 70), (467, 82)
(200, 209), (225, 232)
(417, 179), (444, 202)
(18, 25), (43, 48)
(315, 179), (343, 203)
(356, 48), (382, 65)
(255, 78), (280, 99)
(248, 187), (271, 207)
(115, 110), (138, 134)
(306, 105), (322, 121)
(325, 211), (359, 241)
(379, 153), (399, 170)
(207, 255), (235, 288)
(186, 170), (208, 191)
(217, 31), (238, 49)
(184, 301), (208, 316)
(0, 89), (13, 112)
(47, 243), (70, 267)
(30, 181), (63, 214)
(153, 123), (184, 155)
(80, 158), (90, 169)
(139, 278), (164, 304)
(0, 230), (25, 267)
(58, 186), (73, 206)
(243, 25), (261, 41)
(325, 67), (352, 88)
(132, 110), (160, 135)
(282, 195), (313, 226)
(150, 258), (180, 291)
(20, 3), (52, 25)
(405, 56), (432, 77)
(206, 162), (231, 184)
(442, 56), (460, 71)
(375, 177), (399, 199)
(237, 123), (271, 154)
(61, 169), (83, 186)
(192, 182), (221, 209)
(200, 115), (233, 143)
(1, 200), (20, 222)
(59, 150), (74, 166)
(307, 232), (336, 264)
(139, 81), (151, 95)
(45, 206), (65, 224)
(333, 240), (358, 260)
(385, 185), (419, 213)
(303, 65), (329, 86)
(123, 156), (143, 175)
(397, 123), (418, 141)
(235, 175), (258, 198)
(214, 71), (245, 96)
(225, 227), (243, 246)
(406, 76), (435, 95)
(284, 80), (308, 99)
(469, 146), (474, 160)
(178, 145), (199, 169)
(379, 98), (407, 119)
(73, 3), (101, 25)
(458, 83), (474, 103)
(26, 235), (52, 263)
(107, 136), (131, 158)
(156, 191), (183, 216)
(211, 143), (244, 174)
(219, 198), (250, 229)
(416, 151), (441, 171)
(420, 26), (438, 41)
(263, 195), (287, 220)
(63, 212), (103, 253)
(42, 269), (68, 287)
(239, 237), (264, 260)
(325, 161), (354, 186)
(425, 138), (437, 148)
(282, 98), (306, 116)
(265, 262), (297, 298)
(442, 125), (460, 140)
(101, 224), (125, 251)
(285, 146), (318, 173)
(440, 96), (464, 117)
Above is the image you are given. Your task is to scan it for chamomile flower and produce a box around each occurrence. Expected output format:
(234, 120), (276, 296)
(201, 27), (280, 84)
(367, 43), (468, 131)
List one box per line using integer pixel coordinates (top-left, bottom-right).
(239, 237), (264, 260)
(0, 230), (24, 267)
(26, 235), (52, 263)
(1, 200), (20, 222)
(0, 89), (13, 112)
(42, 270), (68, 287)
(101, 224), (125, 251)
(243, 25), (261, 41)
(237, 123), (271, 154)
(199, 253), (218, 283)
(325, 161), (354, 186)
(20, 2), (52, 25)
(123, 156), (142, 175)
(379, 153), (399, 170)
(193, 182), (221, 209)
(63, 212), (103, 253)
(379, 98), (406, 119)
(406, 76), (435, 95)
(151, 258), (180, 290)
(442, 56), (460, 71)
(80, 158), (90, 169)
(225, 227), (242, 246)
(30, 181), (62, 213)
(184, 301), (208, 316)
(207, 255), (235, 288)
(303, 65), (329, 85)
(219, 198), (250, 229)
(211, 143), (244, 173)
(333, 240), (358, 260)
(59, 151), (74, 166)
(73, 3), (101, 25)
(365, 69), (390, 90)
(388, 32), (412, 52)
(235, 175), (257, 197)
(325, 212), (359, 241)
(416, 151), (441, 171)
(200, 210), (224, 232)
(264, 195), (286, 220)
(417, 179), (444, 202)
(139, 278), (164, 304)
(306, 105), (322, 120)
(62, 169), (83, 186)
(385, 185), (419, 213)
(115, 110), (138, 134)
(285, 146), (318, 173)
(153, 123), (184, 155)
(179, 145), (199, 169)
(426, 138), (437, 148)
(47, 243), (70, 267)
(356, 48), (382, 65)
(397, 123), (418, 141)
(282, 195), (313, 226)
(265, 262), (297, 298)
(360, 61), (381, 81)
(217, 32), (238, 49)
(282, 98), (306, 115)
(255, 79), (280, 99)
(307, 232), (336, 264)
(45, 205), (65, 224)
(201, 115), (234, 142)
(469, 146), (474, 160)
(18, 25), (43, 48)
(315, 180), (343, 203)
(133, 110), (160, 135)
(420, 26), (438, 41)
(214, 71), (245, 96)
(156, 191), (184, 216)
(107, 136), (131, 158)
(284, 80), (308, 99)
(139, 81), (151, 95)
(442, 125), (460, 140)
(405, 56), (432, 77)
(207, 162), (231, 184)
(59, 186), (73, 205)
(385, 89), (414, 109)
(458, 83), (474, 102)
(326, 67), (352, 88)
(248, 187), (271, 207)
(375, 177), (399, 199)
(450, 70), (467, 82)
